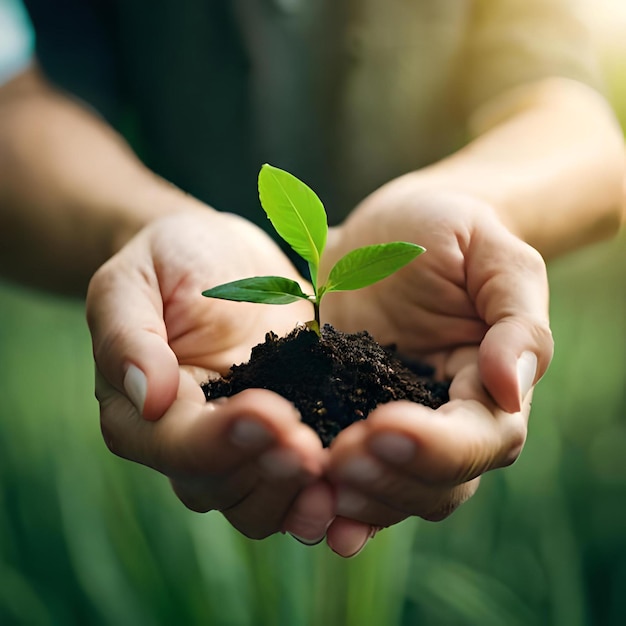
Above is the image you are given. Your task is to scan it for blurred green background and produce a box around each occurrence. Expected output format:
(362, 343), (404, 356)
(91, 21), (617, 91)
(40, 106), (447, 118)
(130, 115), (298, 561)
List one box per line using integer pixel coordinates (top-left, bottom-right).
(1, 4), (626, 626)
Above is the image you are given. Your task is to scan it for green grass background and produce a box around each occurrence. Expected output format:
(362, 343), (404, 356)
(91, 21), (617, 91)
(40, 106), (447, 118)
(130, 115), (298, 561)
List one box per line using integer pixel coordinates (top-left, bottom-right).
(2, 10), (626, 623)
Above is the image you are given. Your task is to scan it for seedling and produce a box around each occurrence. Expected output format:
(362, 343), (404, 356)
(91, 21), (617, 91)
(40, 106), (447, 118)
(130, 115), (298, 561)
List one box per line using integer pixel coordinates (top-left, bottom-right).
(202, 164), (425, 334)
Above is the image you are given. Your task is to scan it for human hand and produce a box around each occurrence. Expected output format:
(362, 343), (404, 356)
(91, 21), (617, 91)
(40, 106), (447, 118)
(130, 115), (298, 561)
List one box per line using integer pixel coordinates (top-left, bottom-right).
(87, 207), (333, 540)
(319, 181), (553, 549)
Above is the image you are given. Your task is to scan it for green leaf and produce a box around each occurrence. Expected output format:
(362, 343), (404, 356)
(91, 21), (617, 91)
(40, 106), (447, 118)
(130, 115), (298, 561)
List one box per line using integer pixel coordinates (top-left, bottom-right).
(258, 164), (327, 284)
(324, 242), (425, 293)
(202, 276), (312, 305)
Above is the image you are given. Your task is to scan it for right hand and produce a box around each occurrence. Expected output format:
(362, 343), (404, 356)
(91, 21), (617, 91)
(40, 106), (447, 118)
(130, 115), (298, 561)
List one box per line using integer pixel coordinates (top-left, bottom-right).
(319, 183), (553, 551)
(87, 207), (333, 540)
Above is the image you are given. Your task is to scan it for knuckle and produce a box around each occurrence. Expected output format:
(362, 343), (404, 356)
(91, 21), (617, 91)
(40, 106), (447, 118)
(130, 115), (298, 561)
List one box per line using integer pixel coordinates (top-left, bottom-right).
(500, 421), (527, 467)
(85, 262), (116, 325)
(179, 496), (213, 514)
(239, 526), (276, 541)
(99, 399), (137, 460)
(100, 420), (119, 457)
(420, 501), (459, 522)
(421, 481), (479, 521)
(170, 480), (217, 514)
(222, 509), (280, 540)
(532, 321), (554, 362)
(521, 243), (547, 275)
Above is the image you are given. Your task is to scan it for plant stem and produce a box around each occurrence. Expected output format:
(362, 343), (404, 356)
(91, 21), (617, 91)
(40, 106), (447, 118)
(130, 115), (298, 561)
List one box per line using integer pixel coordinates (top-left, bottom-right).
(304, 298), (321, 336)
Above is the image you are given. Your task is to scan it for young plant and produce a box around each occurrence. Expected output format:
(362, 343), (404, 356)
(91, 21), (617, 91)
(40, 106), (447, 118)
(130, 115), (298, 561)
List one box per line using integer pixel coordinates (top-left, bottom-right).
(202, 164), (425, 334)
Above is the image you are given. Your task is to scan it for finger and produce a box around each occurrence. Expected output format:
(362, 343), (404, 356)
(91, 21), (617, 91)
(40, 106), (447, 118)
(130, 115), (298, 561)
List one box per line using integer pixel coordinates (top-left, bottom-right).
(87, 250), (180, 421)
(217, 426), (326, 539)
(363, 366), (529, 482)
(99, 381), (326, 535)
(468, 228), (553, 413)
(328, 369), (529, 523)
(102, 385), (319, 476)
(333, 479), (478, 527)
(328, 415), (478, 524)
(283, 480), (335, 544)
(325, 516), (375, 558)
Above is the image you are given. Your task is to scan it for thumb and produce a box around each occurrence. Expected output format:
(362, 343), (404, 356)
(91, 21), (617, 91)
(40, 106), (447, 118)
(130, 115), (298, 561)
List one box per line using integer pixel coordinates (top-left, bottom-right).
(470, 233), (554, 414)
(86, 256), (179, 421)
(479, 317), (551, 413)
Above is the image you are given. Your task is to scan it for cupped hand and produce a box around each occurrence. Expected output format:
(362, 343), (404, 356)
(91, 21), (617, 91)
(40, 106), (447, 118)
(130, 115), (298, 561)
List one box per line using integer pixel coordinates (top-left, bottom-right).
(319, 180), (553, 547)
(87, 207), (332, 540)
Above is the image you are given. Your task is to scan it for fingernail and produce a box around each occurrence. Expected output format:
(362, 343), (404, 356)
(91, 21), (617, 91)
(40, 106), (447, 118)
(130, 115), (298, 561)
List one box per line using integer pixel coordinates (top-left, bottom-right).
(124, 364), (147, 415)
(258, 448), (301, 479)
(288, 532), (326, 546)
(370, 433), (415, 464)
(230, 419), (274, 449)
(338, 456), (382, 483)
(516, 351), (537, 404)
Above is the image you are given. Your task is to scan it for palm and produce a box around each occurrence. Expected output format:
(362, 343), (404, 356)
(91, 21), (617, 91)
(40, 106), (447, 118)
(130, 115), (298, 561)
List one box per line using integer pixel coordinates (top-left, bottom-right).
(148, 210), (313, 376)
(323, 190), (497, 359)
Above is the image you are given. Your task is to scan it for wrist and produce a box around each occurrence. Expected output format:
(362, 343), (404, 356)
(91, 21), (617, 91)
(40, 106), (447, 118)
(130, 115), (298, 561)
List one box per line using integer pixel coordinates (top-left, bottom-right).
(397, 165), (521, 237)
(108, 174), (209, 256)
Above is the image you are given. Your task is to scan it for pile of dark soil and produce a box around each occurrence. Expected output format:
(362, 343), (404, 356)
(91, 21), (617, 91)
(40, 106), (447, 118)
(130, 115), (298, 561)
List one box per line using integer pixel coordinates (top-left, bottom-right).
(202, 324), (449, 447)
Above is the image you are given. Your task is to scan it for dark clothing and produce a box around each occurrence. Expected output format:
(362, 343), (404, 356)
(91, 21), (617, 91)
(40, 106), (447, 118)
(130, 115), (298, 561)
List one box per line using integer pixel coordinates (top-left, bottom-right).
(24, 0), (598, 232)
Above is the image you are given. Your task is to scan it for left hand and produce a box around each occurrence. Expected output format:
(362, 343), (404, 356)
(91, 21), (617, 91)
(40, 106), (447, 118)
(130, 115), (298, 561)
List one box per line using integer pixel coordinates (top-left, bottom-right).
(318, 176), (554, 554)
(87, 207), (331, 541)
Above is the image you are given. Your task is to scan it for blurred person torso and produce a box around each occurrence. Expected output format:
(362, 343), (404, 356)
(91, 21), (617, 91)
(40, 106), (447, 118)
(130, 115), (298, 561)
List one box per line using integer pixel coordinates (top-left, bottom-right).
(21, 0), (597, 229)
